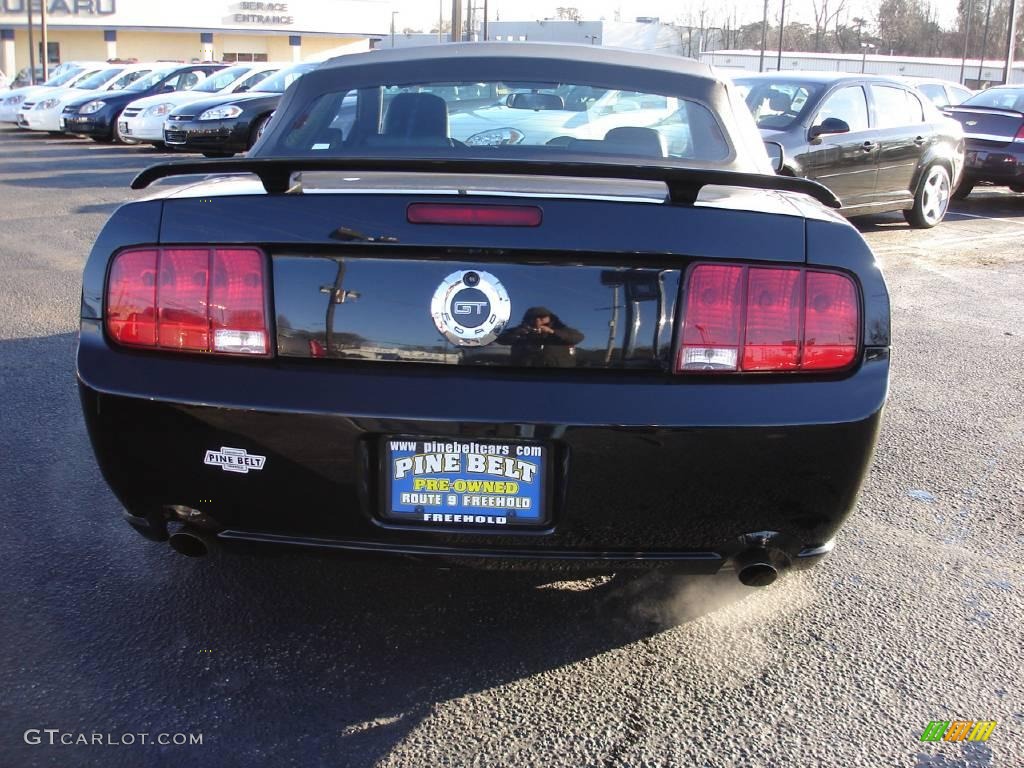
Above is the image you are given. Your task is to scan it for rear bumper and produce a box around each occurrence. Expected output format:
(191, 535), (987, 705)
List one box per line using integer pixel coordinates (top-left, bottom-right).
(962, 145), (1024, 184)
(78, 319), (888, 572)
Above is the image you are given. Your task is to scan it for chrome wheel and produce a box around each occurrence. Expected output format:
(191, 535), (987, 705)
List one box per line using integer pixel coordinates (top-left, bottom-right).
(920, 165), (950, 226)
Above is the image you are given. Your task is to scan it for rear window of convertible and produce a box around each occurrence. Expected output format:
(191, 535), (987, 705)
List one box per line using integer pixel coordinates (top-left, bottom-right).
(274, 79), (732, 164)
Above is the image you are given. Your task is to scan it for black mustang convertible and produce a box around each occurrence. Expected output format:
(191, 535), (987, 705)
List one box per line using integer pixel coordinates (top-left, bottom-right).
(78, 44), (890, 587)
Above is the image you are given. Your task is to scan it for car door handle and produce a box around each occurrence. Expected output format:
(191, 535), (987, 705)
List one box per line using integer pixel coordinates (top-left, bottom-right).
(861, 141), (877, 152)
(913, 136), (927, 146)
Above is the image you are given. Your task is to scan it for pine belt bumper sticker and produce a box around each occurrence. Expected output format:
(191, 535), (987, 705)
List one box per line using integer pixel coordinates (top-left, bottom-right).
(204, 447), (266, 474)
(383, 438), (547, 527)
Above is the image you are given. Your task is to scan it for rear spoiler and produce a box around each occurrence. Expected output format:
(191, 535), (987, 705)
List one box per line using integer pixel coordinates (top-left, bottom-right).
(131, 156), (841, 208)
(946, 106), (1024, 118)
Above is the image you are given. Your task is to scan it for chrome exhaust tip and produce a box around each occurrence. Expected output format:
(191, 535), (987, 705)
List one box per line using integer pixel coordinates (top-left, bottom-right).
(168, 530), (213, 558)
(735, 548), (781, 587)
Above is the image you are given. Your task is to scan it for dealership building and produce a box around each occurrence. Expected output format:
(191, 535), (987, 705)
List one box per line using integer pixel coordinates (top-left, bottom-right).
(0, 0), (386, 77)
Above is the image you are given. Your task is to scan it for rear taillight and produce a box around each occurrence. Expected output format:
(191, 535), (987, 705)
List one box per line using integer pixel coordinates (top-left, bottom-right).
(106, 247), (269, 356)
(1015, 124), (1024, 141)
(676, 263), (858, 373)
(407, 203), (543, 226)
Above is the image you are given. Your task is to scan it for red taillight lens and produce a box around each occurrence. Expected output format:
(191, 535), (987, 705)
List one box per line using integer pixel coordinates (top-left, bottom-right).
(1015, 124), (1024, 141)
(407, 203), (543, 227)
(676, 264), (858, 373)
(802, 271), (858, 370)
(106, 249), (157, 347)
(678, 264), (743, 371)
(106, 247), (269, 356)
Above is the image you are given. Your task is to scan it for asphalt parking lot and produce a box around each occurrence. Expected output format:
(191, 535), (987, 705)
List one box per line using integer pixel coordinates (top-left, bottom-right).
(0, 127), (1021, 768)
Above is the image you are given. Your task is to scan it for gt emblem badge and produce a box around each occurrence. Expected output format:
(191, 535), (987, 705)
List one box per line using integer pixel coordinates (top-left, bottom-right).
(431, 270), (511, 346)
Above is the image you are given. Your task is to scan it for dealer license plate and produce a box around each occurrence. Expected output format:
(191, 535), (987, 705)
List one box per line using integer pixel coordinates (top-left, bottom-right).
(382, 437), (549, 528)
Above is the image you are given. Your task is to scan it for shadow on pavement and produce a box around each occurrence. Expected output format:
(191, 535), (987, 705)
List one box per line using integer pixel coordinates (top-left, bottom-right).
(0, 332), (753, 768)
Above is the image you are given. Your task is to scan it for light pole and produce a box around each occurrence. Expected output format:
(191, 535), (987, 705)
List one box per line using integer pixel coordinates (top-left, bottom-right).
(1005, 0), (1018, 85)
(861, 42), (876, 73)
(390, 11), (398, 48)
(776, 0), (786, 72)
(585, 34), (598, 45)
(758, 0), (769, 72)
(978, 0), (994, 85)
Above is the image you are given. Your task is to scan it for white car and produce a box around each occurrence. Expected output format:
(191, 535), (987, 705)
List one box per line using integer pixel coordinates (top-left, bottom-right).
(19, 63), (157, 133)
(118, 63), (281, 145)
(448, 85), (680, 147)
(0, 62), (107, 123)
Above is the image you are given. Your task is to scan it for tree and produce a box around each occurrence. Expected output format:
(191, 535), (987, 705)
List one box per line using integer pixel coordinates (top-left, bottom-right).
(812, 0), (847, 51)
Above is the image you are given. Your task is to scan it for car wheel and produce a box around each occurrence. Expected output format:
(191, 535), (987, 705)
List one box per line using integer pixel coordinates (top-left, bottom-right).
(248, 114), (271, 150)
(951, 180), (974, 200)
(903, 164), (951, 228)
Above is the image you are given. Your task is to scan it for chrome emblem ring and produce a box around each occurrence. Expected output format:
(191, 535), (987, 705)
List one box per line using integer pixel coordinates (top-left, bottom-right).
(431, 270), (511, 346)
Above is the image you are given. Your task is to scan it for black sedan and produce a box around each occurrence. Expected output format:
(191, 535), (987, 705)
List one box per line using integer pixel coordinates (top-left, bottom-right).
(945, 85), (1024, 198)
(78, 44), (890, 587)
(61, 63), (225, 142)
(734, 72), (964, 228)
(163, 61), (319, 157)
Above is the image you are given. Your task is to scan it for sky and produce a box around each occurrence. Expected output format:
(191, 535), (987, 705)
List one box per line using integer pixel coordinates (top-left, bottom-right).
(375, 0), (964, 33)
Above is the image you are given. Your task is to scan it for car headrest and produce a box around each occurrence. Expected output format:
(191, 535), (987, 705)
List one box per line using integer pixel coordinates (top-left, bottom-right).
(383, 92), (449, 139)
(508, 92), (564, 111)
(767, 90), (791, 112)
(603, 126), (666, 157)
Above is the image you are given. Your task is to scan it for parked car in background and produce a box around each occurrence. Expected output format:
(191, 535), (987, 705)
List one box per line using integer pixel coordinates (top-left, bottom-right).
(10, 62), (78, 89)
(163, 61), (318, 156)
(898, 77), (974, 109)
(119, 63), (281, 147)
(82, 44), (890, 588)
(61, 63), (225, 142)
(733, 72), (964, 228)
(944, 85), (1024, 198)
(19, 63), (155, 133)
(0, 63), (105, 123)
(448, 85), (680, 146)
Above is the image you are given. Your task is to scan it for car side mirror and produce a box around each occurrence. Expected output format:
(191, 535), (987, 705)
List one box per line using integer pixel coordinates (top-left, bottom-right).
(160, 84), (175, 93)
(234, 85), (249, 93)
(809, 117), (850, 141)
(764, 140), (785, 173)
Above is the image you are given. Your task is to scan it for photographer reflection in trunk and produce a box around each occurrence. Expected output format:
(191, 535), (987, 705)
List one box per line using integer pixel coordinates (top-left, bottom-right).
(497, 307), (584, 368)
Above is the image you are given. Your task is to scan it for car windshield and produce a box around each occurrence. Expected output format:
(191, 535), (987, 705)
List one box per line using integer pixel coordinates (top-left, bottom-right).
(126, 68), (176, 91)
(272, 77), (731, 165)
(252, 62), (319, 93)
(42, 67), (84, 87)
(109, 68), (152, 90)
(734, 79), (824, 130)
(193, 66), (251, 93)
(73, 67), (124, 90)
(960, 87), (1024, 112)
